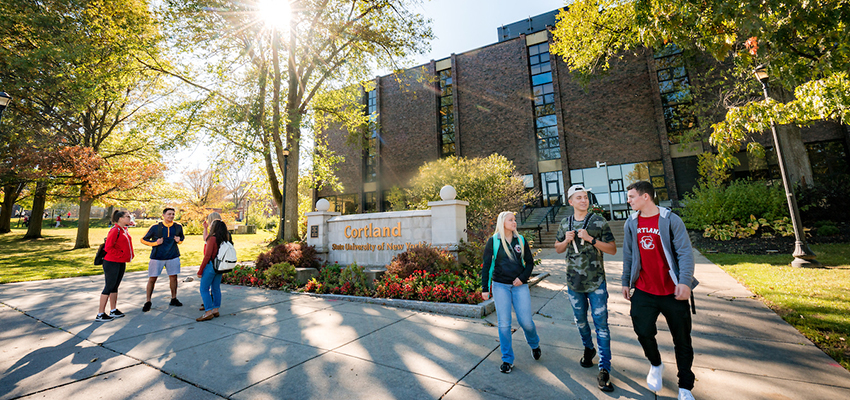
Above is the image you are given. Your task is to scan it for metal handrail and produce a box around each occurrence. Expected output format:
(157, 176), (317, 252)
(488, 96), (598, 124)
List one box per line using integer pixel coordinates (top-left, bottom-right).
(519, 205), (533, 224)
(542, 200), (562, 232)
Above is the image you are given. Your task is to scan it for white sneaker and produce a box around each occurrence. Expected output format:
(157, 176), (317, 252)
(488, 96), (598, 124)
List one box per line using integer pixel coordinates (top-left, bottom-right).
(647, 363), (664, 392)
(678, 388), (695, 400)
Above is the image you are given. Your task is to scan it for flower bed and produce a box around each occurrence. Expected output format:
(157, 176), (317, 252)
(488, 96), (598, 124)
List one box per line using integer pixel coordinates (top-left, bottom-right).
(222, 242), (484, 305)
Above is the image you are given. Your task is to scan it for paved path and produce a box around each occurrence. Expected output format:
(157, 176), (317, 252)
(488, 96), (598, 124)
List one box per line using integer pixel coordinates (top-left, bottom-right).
(1, 248), (849, 399)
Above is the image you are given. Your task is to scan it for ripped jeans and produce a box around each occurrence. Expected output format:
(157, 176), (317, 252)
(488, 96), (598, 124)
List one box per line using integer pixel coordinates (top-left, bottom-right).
(567, 280), (611, 371)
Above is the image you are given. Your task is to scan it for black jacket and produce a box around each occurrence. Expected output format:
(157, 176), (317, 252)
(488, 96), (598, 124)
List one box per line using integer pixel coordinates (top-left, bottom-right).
(481, 234), (534, 292)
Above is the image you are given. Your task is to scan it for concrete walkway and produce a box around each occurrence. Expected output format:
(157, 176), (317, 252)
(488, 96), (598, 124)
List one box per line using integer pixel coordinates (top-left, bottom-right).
(1, 249), (849, 399)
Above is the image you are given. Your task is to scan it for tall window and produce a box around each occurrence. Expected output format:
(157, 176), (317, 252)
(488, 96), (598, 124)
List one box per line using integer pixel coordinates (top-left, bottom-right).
(654, 45), (695, 142)
(571, 161), (668, 220)
(364, 89), (378, 182)
(528, 42), (560, 161)
(438, 69), (455, 157)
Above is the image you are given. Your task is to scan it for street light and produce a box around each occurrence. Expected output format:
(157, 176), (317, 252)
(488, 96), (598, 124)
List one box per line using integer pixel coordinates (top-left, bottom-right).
(0, 92), (12, 122)
(596, 161), (614, 219)
(277, 148), (290, 242)
(753, 64), (820, 268)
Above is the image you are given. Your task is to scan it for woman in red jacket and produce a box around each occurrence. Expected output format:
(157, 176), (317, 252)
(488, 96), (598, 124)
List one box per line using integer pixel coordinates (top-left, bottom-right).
(196, 220), (230, 322)
(97, 210), (135, 322)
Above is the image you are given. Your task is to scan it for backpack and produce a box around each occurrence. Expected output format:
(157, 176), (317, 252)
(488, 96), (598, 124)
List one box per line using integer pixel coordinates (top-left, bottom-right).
(213, 240), (237, 273)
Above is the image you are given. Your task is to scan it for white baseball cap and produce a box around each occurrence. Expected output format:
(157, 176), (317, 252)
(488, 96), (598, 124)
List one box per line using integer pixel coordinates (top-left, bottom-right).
(567, 184), (591, 199)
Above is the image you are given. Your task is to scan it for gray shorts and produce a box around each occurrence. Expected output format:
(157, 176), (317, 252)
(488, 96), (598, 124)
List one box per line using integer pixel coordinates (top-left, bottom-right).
(148, 257), (181, 277)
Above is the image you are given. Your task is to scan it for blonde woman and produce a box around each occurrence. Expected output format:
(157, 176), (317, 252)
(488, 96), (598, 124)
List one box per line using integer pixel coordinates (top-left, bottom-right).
(202, 212), (221, 241)
(481, 211), (540, 373)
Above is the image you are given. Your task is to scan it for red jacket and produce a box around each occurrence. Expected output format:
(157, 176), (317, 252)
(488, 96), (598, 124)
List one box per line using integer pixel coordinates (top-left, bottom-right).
(198, 236), (218, 275)
(104, 224), (135, 263)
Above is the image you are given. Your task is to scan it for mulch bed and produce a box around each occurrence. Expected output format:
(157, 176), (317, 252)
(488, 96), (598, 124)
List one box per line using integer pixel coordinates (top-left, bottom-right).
(689, 223), (850, 255)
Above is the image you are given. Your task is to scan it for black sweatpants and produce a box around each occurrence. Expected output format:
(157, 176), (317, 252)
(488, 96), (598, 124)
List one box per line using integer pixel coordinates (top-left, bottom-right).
(102, 260), (126, 295)
(630, 288), (695, 390)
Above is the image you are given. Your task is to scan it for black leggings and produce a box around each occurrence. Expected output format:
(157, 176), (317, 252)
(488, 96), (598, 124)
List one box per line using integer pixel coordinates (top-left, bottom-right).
(102, 260), (126, 295)
(630, 288), (695, 390)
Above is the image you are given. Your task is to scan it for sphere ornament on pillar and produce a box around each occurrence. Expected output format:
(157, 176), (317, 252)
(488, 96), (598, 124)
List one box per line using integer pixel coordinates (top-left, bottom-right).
(440, 185), (457, 201)
(315, 198), (330, 212)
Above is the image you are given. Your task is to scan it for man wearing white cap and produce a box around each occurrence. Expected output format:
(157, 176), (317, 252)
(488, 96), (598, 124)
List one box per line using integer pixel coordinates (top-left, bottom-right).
(555, 184), (617, 392)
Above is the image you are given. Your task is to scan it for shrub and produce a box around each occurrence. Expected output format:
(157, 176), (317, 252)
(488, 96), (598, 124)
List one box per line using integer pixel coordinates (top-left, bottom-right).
(373, 270), (482, 304)
(221, 264), (264, 287)
(681, 180), (788, 229)
(303, 263), (371, 296)
(263, 262), (297, 289)
(796, 174), (850, 223)
(387, 245), (458, 279)
(255, 242), (319, 272)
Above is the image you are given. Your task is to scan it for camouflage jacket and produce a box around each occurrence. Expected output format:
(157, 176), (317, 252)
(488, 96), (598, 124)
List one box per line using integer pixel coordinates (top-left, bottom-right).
(555, 213), (615, 293)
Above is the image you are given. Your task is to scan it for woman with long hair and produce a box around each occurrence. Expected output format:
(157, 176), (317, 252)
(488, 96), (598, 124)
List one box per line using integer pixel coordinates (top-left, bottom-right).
(96, 210), (134, 322)
(202, 211), (221, 241)
(196, 219), (231, 321)
(481, 211), (541, 373)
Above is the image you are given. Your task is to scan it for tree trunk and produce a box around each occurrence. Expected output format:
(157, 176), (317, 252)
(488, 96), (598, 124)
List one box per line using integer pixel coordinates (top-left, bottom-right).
(284, 122), (300, 240)
(24, 181), (48, 239)
(100, 205), (114, 222)
(774, 87), (814, 187)
(1, 183), (24, 234)
(74, 196), (94, 249)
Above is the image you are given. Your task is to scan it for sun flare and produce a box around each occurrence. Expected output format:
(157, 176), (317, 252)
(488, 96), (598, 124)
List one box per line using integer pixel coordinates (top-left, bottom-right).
(257, 0), (292, 31)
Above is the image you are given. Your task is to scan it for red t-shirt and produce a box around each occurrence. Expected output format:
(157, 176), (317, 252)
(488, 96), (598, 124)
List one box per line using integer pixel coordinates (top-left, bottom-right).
(635, 214), (676, 296)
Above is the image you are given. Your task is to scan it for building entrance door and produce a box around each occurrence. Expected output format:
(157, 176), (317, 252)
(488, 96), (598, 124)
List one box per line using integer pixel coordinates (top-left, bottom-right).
(540, 171), (564, 206)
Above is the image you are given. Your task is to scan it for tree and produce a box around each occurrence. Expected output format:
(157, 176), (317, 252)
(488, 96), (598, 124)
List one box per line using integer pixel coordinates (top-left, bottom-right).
(390, 155), (537, 235)
(154, 0), (433, 241)
(0, 0), (172, 246)
(550, 0), (850, 185)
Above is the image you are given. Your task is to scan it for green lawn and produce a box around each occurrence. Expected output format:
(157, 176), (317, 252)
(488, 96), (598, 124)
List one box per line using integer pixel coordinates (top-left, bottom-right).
(702, 243), (850, 371)
(0, 227), (276, 284)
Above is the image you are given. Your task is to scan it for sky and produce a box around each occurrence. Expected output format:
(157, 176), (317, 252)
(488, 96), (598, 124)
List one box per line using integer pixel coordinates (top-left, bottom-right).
(167, 0), (568, 182)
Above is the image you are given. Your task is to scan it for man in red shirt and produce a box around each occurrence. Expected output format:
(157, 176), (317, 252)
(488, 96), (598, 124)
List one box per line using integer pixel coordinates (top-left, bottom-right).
(622, 181), (698, 400)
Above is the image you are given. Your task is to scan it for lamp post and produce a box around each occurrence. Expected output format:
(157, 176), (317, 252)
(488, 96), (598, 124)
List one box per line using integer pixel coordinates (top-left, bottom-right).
(0, 92), (12, 122)
(277, 148), (290, 242)
(753, 65), (820, 268)
(596, 161), (614, 219)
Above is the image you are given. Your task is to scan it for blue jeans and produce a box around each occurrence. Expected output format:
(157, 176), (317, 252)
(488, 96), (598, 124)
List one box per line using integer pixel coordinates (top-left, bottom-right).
(199, 262), (222, 312)
(567, 280), (611, 371)
(491, 281), (540, 364)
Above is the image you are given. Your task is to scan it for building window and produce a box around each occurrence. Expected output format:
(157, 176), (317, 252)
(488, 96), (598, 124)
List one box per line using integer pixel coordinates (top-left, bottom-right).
(364, 89), (378, 183)
(807, 140), (848, 183)
(438, 69), (455, 157)
(528, 42), (560, 161)
(363, 191), (377, 213)
(571, 161), (668, 220)
(319, 195), (359, 215)
(540, 171), (564, 206)
(654, 45), (695, 142)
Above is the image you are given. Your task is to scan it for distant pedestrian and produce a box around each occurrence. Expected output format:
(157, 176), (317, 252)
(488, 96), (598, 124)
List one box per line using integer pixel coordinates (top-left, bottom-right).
(22, 215), (29, 227)
(481, 211), (541, 374)
(96, 210), (134, 322)
(622, 181), (698, 400)
(55, 215), (61, 228)
(202, 211), (222, 241)
(140, 207), (185, 312)
(554, 185), (617, 392)
(196, 220), (230, 322)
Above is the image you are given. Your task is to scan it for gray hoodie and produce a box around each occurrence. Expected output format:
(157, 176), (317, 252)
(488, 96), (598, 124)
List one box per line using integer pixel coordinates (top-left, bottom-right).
(622, 207), (699, 291)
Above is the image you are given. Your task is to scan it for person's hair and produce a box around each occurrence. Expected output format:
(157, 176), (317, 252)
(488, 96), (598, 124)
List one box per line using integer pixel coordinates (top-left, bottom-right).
(206, 212), (222, 225)
(626, 181), (655, 200)
(112, 210), (128, 223)
(163, 207), (175, 215)
(210, 219), (232, 246)
(493, 211), (523, 261)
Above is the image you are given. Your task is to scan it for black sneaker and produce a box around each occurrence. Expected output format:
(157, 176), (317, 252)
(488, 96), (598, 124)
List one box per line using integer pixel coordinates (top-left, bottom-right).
(109, 309), (125, 318)
(142, 301), (152, 312)
(499, 362), (513, 374)
(598, 369), (614, 392)
(95, 313), (113, 322)
(580, 347), (596, 368)
(532, 346), (542, 360)
(169, 298), (183, 307)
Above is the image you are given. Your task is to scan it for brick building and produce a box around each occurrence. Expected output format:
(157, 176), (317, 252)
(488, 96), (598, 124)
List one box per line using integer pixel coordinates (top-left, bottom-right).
(317, 9), (850, 220)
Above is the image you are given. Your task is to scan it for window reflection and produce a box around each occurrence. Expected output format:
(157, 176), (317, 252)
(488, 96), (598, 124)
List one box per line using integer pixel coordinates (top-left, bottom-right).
(570, 161), (669, 220)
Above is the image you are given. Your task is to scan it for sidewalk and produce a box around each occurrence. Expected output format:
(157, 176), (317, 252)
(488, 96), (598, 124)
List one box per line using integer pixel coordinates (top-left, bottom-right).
(1, 248), (849, 399)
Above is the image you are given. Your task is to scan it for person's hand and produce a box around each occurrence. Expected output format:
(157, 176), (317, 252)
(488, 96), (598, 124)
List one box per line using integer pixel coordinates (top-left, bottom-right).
(622, 287), (631, 300)
(197, 273), (203, 278)
(513, 278), (522, 286)
(674, 284), (691, 301)
(481, 292), (489, 300)
(155, 238), (164, 245)
(203, 219), (209, 229)
(577, 229), (593, 242)
(564, 230), (575, 243)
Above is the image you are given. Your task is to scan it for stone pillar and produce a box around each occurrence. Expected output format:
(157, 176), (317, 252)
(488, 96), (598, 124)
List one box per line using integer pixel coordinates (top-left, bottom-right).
(305, 198), (340, 263)
(427, 185), (468, 252)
